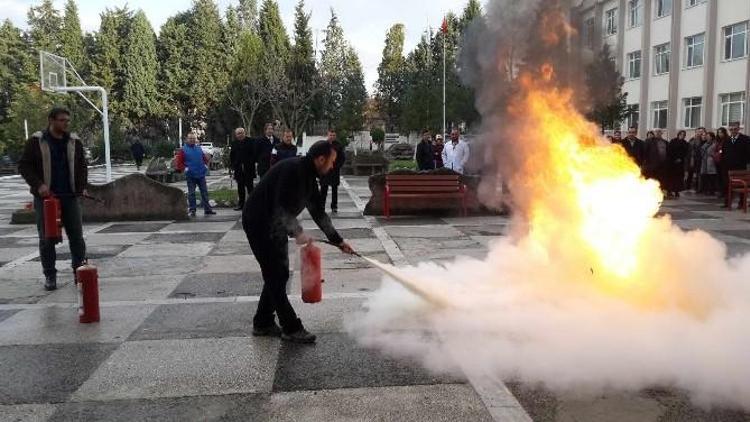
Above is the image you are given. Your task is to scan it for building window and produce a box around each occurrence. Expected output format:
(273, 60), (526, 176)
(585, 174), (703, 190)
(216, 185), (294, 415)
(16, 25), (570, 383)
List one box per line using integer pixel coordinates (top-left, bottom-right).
(724, 22), (749, 61)
(583, 17), (595, 49)
(652, 101), (668, 129)
(685, 33), (705, 67)
(686, 0), (706, 8)
(655, 0), (672, 18)
(627, 104), (640, 129)
(719, 92), (746, 126)
(627, 51), (642, 79)
(605, 8), (618, 36)
(628, 0), (642, 28)
(683, 97), (702, 128)
(654, 43), (670, 75)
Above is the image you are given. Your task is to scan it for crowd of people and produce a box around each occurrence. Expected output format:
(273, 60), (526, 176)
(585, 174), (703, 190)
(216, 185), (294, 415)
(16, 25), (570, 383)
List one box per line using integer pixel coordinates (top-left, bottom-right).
(416, 128), (470, 173)
(609, 122), (750, 204)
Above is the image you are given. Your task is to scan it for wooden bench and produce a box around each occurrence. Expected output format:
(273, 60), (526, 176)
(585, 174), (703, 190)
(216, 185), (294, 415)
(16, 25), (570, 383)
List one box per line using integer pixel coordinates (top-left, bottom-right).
(384, 174), (467, 219)
(728, 170), (750, 213)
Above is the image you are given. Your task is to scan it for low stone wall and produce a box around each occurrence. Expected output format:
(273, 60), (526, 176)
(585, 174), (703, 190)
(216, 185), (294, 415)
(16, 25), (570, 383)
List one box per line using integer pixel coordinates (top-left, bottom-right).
(83, 173), (188, 222)
(363, 169), (501, 216)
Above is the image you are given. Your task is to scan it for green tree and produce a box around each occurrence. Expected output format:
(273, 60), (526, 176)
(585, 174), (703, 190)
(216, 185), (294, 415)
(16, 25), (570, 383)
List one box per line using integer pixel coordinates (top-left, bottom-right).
(90, 7), (132, 114)
(0, 20), (35, 123)
(59, 1), (86, 70)
(121, 10), (160, 123)
(585, 43), (628, 131)
(189, 0), (228, 121)
(225, 30), (264, 129)
(258, 0), (290, 59)
(338, 46), (367, 138)
(238, 0), (259, 31)
(401, 32), (437, 132)
(224, 6), (243, 55)
(375, 24), (406, 133)
(460, 0), (483, 29)
(320, 9), (347, 127)
(27, 0), (62, 53)
(157, 12), (192, 117)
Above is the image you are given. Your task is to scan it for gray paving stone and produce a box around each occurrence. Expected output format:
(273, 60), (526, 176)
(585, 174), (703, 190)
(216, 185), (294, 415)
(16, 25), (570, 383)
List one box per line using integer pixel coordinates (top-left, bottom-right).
(209, 241), (251, 256)
(0, 274), (73, 304)
(374, 217), (448, 226)
(97, 223), (171, 234)
(0, 227), (26, 236)
(220, 230), (248, 243)
(0, 305), (155, 346)
(0, 404), (57, 422)
(0, 343), (117, 404)
(272, 332), (463, 392)
(717, 230), (750, 240)
(556, 392), (664, 422)
(30, 245), (128, 262)
(168, 272), (264, 298)
(0, 247), (37, 263)
(655, 210), (719, 220)
(385, 225), (465, 239)
(198, 255), (260, 274)
(306, 228), (375, 240)
(118, 242), (214, 258)
(725, 242), (750, 257)
(72, 338), (279, 401)
(94, 256), (204, 278)
(84, 233), (152, 247)
(455, 224), (509, 237)
(40, 275), (183, 304)
(128, 302), (254, 340)
(143, 232), (225, 244)
(49, 394), (267, 422)
(264, 384), (494, 422)
(0, 309), (20, 324)
(292, 298), (367, 333)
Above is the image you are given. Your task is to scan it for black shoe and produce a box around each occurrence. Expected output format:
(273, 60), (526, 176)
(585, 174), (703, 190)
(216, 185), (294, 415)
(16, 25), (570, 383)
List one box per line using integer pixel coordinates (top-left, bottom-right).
(252, 323), (282, 337)
(44, 275), (57, 291)
(281, 328), (317, 344)
(331, 208), (338, 214)
(189, 210), (196, 217)
(233, 206), (243, 211)
(204, 210), (217, 215)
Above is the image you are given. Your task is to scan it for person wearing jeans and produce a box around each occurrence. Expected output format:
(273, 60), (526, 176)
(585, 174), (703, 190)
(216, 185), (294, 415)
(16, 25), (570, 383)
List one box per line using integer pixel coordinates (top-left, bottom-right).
(176, 132), (216, 217)
(18, 107), (88, 291)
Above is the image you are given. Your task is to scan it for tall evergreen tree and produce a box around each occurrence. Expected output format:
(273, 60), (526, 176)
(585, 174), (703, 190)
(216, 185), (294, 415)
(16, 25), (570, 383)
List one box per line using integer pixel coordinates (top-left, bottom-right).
(461, 0), (483, 29)
(585, 43), (628, 131)
(90, 7), (132, 113)
(339, 46), (367, 137)
(0, 20), (35, 122)
(375, 24), (406, 132)
(157, 12), (192, 117)
(320, 9), (347, 127)
(257, 0), (290, 60)
(238, 0), (259, 32)
(27, 0), (62, 53)
(224, 6), (243, 56)
(226, 31), (264, 130)
(59, 1), (86, 70)
(401, 32), (437, 132)
(189, 0), (228, 121)
(121, 10), (160, 123)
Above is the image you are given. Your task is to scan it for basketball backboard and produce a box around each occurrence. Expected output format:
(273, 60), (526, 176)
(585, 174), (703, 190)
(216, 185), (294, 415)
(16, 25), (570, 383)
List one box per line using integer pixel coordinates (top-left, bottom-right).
(40, 51), (68, 93)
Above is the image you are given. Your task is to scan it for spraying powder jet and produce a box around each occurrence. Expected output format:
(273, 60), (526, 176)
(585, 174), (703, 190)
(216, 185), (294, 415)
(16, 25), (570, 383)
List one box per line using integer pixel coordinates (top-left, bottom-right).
(350, 0), (750, 411)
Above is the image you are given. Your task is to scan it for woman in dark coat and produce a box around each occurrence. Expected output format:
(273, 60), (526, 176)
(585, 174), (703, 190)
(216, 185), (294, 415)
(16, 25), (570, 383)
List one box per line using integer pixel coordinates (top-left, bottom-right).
(665, 130), (689, 198)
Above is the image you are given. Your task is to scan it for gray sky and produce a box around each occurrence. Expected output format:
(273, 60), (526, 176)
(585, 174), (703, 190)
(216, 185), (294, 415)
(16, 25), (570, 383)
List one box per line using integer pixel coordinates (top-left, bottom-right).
(2, 0), (471, 93)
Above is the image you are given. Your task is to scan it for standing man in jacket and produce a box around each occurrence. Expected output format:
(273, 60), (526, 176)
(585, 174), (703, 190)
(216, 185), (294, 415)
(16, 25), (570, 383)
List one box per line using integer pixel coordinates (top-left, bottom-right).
(18, 107), (88, 291)
(230, 128), (256, 211)
(255, 122), (280, 178)
(416, 129), (435, 171)
(243, 141), (354, 343)
(442, 129), (470, 174)
(320, 129), (346, 213)
(722, 122), (750, 207)
(176, 132), (216, 217)
(130, 139), (146, 171)
(271, 129), (298, 165)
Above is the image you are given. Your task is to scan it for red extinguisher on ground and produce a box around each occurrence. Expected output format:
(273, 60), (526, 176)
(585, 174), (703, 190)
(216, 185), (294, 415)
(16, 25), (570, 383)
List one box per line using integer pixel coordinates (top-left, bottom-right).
(300, 243), (323, 303)
(43, 196), (62, 244)
(76, 264), (100, 323)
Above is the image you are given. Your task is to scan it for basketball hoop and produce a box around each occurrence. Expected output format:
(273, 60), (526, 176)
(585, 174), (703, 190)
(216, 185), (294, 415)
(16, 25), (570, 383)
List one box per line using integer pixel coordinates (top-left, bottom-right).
(39, 51), (112, 182)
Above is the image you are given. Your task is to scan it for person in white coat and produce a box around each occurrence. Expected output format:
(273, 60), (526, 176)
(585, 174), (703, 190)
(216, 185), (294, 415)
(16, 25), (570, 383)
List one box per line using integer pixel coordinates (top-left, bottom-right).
(442, 129), (470, 174)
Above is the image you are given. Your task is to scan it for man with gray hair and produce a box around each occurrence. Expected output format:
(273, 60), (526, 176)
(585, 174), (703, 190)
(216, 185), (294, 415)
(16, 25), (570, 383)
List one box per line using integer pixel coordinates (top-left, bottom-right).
(230, 127), (256, 211)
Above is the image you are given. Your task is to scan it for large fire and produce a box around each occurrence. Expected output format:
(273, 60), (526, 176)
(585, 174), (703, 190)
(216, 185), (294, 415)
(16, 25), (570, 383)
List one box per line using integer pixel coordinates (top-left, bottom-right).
(509, 68), (672, 307)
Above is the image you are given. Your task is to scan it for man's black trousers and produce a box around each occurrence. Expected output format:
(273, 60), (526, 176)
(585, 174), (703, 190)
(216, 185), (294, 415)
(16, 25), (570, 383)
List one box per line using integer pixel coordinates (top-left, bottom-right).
(246, 232), (303, 334)
(320, 183), (338, 210)
(236, 173), (254, 208)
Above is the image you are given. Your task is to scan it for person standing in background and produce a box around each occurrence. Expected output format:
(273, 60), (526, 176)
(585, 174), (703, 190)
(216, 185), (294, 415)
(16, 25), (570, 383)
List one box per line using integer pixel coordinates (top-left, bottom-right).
(230, 128), (256, 211)
(665, 130), (689, 199)
(320, 129), (345, 213)
(271, 129), (298, 165)
(175, 132), (216, 217)
(130, 139), (146, 171)
(442, 129), (470, 174)
(685, 127), (706, 192)
(255, 122), (280, 179)
(416, 129), (435, 171)
(433, 134), (445, 168)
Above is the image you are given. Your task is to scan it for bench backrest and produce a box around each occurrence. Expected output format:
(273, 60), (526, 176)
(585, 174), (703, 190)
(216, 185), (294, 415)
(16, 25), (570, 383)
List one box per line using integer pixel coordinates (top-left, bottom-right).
(729, 170), (750, 181)
(386, 175), (463, 193)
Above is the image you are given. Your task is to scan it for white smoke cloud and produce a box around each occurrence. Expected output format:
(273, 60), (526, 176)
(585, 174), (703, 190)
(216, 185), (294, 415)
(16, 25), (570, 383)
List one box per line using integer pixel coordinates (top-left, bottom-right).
(349, 0), (750, 411)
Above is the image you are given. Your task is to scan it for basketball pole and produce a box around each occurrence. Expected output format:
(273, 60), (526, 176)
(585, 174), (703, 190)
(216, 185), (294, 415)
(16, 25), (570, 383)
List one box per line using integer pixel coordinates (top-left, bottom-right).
(56, 86), (112, 183)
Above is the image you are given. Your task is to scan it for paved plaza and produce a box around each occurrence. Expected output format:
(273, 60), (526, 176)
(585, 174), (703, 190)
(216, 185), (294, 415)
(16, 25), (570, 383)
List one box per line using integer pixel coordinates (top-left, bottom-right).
(1, 166), (750, 421)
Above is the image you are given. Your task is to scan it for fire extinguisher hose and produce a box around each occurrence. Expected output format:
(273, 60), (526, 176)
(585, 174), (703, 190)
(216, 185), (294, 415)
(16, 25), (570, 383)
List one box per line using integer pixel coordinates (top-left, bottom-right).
(314, 239), (450, 308)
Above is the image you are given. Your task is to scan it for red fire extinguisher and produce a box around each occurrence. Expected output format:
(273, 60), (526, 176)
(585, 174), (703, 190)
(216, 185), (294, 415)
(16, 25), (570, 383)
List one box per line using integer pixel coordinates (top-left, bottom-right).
(300, 243), (323, 303)
(43, 196), (62, 243)
(76, 264), (100, 323)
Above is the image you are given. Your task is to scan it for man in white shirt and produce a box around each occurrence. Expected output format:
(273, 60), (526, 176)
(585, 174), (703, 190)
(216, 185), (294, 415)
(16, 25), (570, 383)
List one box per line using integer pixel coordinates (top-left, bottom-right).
(442, 129), (470, 174)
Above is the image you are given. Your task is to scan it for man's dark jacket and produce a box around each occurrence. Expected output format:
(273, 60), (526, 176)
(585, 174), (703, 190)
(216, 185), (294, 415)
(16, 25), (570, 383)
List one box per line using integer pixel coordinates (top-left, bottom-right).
(618, 137), (645, 167)
(254, 135), (280, 177)
(18, 130), (88, 196)
(130, 141), (145, 160)
(230, 137), (256, 180)
(321, 140), (345, 186)
(242, 156), (343, 245)
(416, 140), (435, 170)
(722, 134), (750, 171)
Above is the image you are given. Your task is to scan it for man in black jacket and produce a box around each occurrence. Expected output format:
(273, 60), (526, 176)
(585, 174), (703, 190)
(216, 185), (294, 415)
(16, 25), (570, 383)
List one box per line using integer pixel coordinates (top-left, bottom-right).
(255, 122), (280, 178)
(722, 122), (750, 207)
(619, 126), (645, 167)
(416, 129), (435, 171)
(230, 128), (256, 211)
(243, 141), (354, 344)
(18, 107), (88, 291)
(320, 129), (346, 213)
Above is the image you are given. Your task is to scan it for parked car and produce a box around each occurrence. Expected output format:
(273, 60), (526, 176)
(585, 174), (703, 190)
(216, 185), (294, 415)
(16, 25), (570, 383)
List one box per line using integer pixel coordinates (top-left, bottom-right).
(200, 142), (214, 156)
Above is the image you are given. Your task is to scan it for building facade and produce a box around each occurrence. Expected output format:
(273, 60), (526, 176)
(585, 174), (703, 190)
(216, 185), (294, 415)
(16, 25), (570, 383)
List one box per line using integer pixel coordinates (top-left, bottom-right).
(573, 0), (750, 137)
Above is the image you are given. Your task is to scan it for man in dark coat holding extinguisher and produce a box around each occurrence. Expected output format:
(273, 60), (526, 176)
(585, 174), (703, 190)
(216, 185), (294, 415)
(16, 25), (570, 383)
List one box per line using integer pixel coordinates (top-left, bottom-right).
(18, 107), (88, 291)
(243, 141), (354, 344)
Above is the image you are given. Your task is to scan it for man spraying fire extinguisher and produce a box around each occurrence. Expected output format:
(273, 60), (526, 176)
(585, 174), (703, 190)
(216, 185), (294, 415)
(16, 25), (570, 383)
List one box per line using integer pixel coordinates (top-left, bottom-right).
(18, 107), (88, 291)
(243, 140), (354, 344)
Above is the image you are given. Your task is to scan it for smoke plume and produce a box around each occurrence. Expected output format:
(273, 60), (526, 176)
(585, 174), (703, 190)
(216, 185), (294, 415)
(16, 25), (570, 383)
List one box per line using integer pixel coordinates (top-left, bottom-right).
(350, 0), (750, 410)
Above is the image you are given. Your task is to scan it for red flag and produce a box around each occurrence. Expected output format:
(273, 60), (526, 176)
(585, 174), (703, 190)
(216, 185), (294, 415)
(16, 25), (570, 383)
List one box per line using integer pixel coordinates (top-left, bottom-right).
(441, 17), (448, 34)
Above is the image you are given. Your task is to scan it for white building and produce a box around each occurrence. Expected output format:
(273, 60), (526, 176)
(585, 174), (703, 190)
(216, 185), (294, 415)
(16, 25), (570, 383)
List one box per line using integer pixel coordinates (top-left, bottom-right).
(572, 0), (750, 137)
